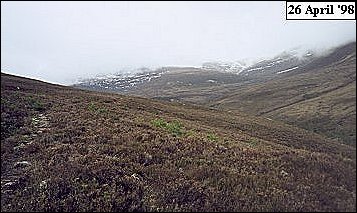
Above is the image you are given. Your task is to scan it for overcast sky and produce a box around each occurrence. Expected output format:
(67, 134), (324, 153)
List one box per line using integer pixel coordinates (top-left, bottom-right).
(1, 1), (356, 85)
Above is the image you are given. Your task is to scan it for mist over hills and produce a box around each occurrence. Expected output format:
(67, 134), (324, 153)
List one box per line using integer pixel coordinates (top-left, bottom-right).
(1, 42), (355, 212)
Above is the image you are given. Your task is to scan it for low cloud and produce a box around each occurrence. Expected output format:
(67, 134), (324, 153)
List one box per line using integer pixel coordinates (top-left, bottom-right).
(1, 1), (356, 84)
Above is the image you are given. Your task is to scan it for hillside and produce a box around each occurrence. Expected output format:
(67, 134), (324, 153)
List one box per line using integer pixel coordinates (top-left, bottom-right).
(1, 73), (356, 212)
(74, 42), (356, 146)
(213, 42), (356, 145)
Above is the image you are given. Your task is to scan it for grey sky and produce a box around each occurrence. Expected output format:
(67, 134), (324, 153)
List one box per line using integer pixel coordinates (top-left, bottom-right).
(1, 1), (356, 85)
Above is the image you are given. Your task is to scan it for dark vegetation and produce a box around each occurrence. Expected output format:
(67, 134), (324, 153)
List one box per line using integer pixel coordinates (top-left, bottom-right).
(1, 73), (356, 212)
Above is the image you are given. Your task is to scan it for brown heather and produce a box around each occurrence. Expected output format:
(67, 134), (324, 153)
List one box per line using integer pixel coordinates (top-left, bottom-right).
(1, 73), (356, 212)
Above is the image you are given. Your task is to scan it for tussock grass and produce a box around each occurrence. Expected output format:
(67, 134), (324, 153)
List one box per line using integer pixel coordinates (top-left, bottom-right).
(206, 133), (218, 142)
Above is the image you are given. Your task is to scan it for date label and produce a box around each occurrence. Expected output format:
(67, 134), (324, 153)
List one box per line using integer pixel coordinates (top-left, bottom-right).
(286, 2), (355, 20)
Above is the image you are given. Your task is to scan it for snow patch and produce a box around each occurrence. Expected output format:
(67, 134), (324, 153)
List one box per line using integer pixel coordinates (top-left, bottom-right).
(277, 66), (299, 74)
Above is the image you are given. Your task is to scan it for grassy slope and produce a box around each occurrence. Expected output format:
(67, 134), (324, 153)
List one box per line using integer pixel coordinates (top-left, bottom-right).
(1, 73), (356, 212)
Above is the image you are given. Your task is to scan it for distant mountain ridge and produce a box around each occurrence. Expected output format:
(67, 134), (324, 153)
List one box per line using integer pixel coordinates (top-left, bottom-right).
(74, 48), (315, 92)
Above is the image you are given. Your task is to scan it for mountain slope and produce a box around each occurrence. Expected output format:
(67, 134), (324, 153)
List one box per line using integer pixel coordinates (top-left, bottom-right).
(213, 42), (356, 145)
(1, 73), (356, 212)
(74, 42), (356, 145)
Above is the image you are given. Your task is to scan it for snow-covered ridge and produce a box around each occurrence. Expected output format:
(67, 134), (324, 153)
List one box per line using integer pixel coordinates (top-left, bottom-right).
(75, 49), (317, 91)
(200, 49), (314, 76)
(76, 68), (169, 91)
